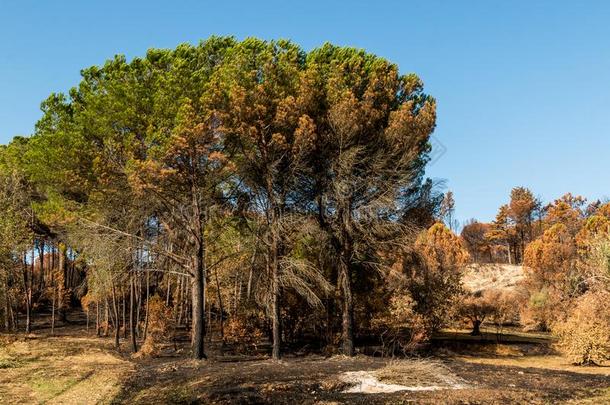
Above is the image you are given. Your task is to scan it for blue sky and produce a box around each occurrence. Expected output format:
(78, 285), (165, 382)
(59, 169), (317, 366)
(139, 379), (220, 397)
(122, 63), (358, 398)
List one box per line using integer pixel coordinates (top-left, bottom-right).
(1, 1), (609, 223)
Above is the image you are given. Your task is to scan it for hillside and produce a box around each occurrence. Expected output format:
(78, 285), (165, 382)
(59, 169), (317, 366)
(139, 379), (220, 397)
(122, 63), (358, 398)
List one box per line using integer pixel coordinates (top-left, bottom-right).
(462, 264), (525, 294)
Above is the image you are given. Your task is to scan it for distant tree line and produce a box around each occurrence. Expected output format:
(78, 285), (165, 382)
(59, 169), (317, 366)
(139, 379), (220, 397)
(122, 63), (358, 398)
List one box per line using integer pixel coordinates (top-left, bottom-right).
(461, 187), (610, 364)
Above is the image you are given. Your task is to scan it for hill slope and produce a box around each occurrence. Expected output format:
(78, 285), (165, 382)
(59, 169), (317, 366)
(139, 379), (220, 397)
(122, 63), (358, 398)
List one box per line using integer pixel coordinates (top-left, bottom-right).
(462, 264), (525, 293)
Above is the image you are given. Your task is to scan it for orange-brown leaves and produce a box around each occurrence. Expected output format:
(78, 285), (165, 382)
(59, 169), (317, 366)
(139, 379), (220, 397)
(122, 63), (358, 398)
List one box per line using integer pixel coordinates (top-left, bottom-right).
(575, 215), (610, 254)
(524, 223), (576, 286)
(416, 222), (470, 272)
(545, 193), (587, 234)
(292, 115), (317, 157)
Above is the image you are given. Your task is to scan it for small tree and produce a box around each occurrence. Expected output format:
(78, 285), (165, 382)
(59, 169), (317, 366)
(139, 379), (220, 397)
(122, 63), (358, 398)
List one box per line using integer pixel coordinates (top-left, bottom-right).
(408, 223), (469, 330)
(372, 293), (428, 356)
(46, 266), (69, 335)
(522, 223), (578, 331)
(485, 289), (521, 336)
(461, 220), (492, 263)
(439, 191), (457, 231)
(456, 292), (497, 336)
(138, 295), (174, 357)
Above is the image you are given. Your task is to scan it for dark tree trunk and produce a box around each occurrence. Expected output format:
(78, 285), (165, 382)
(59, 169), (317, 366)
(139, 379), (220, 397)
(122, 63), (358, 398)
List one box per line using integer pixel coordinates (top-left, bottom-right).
(135, 273), (141, 337)
(214, 268), (225, 342)
(325, 296), (333, 345)
(207, 294), (212, 344)
(166, 276), (172, 306)
(143, 270), (150, 340)
(4, 277), (11, 331)
(271, 251), (281, 360)
(247, 251), (255, 300)
(7, 293), (15, 332)
(25, 250), (33, 334)
(122, 291), (127, 339)
(471, 319), (482, 336)
(112, 284), (120, 350)
(339, 205), (355, 357)
(104, 299), (109, 336)
(267, 188), (282, 361)
(130, 276), (138, 352)
(176, 277), (183, 326)
(60, 247), (68, 323)
(51, 288), (56, 335)
(38, 239), (45, 293)
(339, 259), (355, 356)
(191, 239), (206, 359)
(96, 301), (101, 337)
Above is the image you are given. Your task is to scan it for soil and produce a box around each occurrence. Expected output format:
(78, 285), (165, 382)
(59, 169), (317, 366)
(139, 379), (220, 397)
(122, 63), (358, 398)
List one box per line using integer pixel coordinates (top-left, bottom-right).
(114, 353), (610, 404)
(2, 312), (610, 404)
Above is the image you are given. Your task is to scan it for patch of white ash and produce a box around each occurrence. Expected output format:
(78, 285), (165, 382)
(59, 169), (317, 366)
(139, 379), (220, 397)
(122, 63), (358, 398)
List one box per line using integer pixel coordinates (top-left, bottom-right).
(340, 370), (467, 394)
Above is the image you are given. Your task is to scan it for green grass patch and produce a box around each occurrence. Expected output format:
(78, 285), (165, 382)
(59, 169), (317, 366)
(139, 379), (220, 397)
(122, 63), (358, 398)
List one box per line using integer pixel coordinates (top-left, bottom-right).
(27, 376), (78, 400)
(0, 358), (22, 369)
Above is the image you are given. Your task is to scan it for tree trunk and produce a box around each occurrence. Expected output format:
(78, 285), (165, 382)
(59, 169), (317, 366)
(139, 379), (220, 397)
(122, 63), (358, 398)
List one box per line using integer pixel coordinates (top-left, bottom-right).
(325, 296), (333, 345)
(4, 276), (11, 331)
(176, 277), (183, 326)
(271, 267), (281, 360)
(143, 270), (150, 340)
(104, 299), (110, 336)
(471, 319), (482, 336)
(112, 284), (120, 350)
(191, 239), (206, 359)
(8, 296), (15, 331)
(207, 295), (212, 344)
(96, 301), (101, 336)
(338, 204), (355, 357)
(135, 273), (141, 337)
(214, 268), (225, 342)
(25, 249), (33, 334)
(247, 251), (255, 300)
(166, 276), (172, 306)
(130, 276), (138, 352)
(38, 239), (45, 293)
(266, 190), (282, 361)
(122, 291), (127, 339)
(51, 288), (56, 336)
(339, 259), (355, 356)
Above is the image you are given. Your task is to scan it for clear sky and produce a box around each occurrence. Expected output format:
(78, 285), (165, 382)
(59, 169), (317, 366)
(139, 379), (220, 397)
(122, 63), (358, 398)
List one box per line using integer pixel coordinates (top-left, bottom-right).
(1, 1), (609, 223)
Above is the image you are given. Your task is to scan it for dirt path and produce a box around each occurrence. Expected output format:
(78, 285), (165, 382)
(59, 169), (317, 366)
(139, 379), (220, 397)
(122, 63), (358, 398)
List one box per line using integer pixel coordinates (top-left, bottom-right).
(0, 331), (133, 404)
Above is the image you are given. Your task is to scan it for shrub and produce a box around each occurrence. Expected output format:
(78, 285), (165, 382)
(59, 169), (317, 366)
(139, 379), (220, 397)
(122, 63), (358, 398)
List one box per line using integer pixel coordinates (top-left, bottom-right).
(520, 288), (558, 331)
(139, 295), (173, 357)
(408, 223), (469, 331)
(372, 293), (428, 355)
(553, 291), (610, 365)
(485, 289), (521, 330)
(223, 310), (266, 354)
(455, 292), (497, 335)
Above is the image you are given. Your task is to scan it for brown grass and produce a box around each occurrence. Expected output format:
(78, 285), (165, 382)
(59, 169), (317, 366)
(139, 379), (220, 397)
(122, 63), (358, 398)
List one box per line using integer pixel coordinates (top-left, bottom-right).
(459, 354), (610, 376)
(3, 320), (610, 404)
(463, 263), (525, 293)
(375, 359), (465, 388)
(0, 333), (133, 404)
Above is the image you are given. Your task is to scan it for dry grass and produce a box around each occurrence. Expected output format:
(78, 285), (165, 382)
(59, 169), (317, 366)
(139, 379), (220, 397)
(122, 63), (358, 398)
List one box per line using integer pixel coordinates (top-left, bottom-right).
(463, 263), (524, 293)
(565, 387), (610, 404)
(459, 354), (610, 376)
(374, 359), (465, 388)
(3, 322), (610, 404)
(0, 333), (133, 404)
